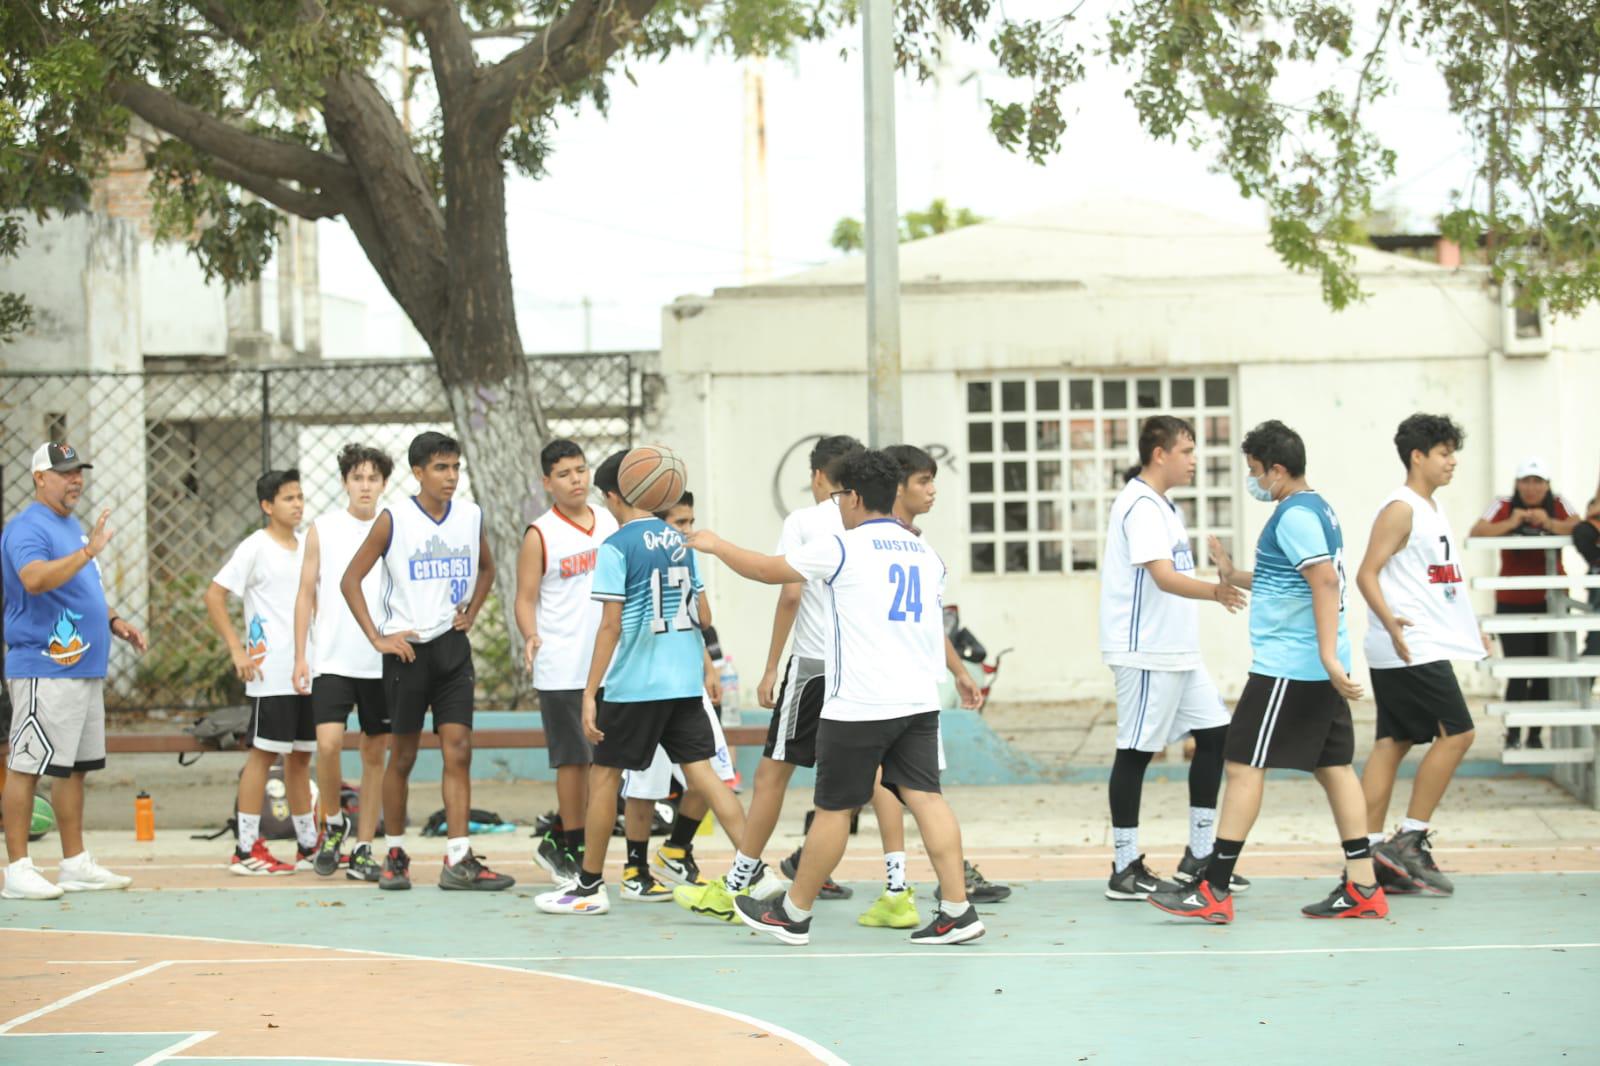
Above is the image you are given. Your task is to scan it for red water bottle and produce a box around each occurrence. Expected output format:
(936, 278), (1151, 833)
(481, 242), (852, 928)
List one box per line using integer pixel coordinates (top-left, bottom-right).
(135, 791), (155, 841)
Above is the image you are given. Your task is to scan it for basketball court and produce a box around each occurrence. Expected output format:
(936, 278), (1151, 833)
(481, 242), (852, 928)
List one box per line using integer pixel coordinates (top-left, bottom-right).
(4, 830), (1598, 1065)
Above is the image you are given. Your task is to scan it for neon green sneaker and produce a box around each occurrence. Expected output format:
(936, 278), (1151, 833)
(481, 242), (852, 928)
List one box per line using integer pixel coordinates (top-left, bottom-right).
(673, 876), (742, 923)
(858, 887), (920, 928)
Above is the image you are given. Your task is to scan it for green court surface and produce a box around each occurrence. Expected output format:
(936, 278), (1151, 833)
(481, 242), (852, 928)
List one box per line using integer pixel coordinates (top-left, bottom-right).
(4, 872), (1598, 1064)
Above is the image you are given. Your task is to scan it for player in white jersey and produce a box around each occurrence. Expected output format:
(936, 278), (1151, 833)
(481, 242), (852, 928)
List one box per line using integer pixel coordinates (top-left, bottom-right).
(1098, 417), (1246, 902)
(515, 439), (619, 883)
(291, 444), (395, 882)
(1356, 414), (1487, 896)
(203, 469), (316, 876)
(688, 450), (986, 946)
(341, 431), (513, 893)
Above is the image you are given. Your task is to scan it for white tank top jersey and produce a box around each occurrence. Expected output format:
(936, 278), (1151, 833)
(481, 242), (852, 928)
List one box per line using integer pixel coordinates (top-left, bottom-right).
(785, 517), (944, 722)
(311, 510), (383, 679)
(1099, 478), (1202, 671)
(379, 496), (482, 643)
(530, 503), (620, 690)
(774, 498), (845, 661)
(1363, 486), (1486, 669)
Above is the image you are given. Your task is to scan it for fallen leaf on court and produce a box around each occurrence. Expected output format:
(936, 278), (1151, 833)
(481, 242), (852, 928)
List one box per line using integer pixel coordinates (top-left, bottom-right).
(317, 900), (345, 907)
(267, 1022), (279, 1029)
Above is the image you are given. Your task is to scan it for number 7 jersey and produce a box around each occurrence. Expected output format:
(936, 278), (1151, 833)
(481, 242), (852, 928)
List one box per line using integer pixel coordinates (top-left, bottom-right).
(591, 516), (706, 702)
(785, 517), (945, 722)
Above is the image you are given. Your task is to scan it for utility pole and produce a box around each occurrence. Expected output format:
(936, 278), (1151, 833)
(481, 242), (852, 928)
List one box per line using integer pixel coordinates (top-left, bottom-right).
(862, 0), (902, 447)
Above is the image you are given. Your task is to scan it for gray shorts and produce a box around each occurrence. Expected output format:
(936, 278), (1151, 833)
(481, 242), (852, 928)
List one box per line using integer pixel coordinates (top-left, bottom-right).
(6, 678), (107, 778)
(539, 689), (593, 768)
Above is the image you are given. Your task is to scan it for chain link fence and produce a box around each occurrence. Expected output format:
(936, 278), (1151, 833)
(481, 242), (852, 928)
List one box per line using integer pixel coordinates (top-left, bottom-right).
(1, 353), (642, 713)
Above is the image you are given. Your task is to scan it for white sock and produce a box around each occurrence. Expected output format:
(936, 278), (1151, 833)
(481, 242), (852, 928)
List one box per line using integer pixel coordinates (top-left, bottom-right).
(939, 898), (971, 918)
(1368, 831), (1386, 846)
(727, 851), (760, 891)
(238, 813), (262, 852)
(1112, 826), (1139, 873)
(386, 834), (406, 851)
(1188, 807), (1217, 860)
(325, 811), (346, 829)
(446, 836), (470, 865)
(1400, 817), (1429, 835)
(884, 851), (907, 892)
(292, 813), (319, 850)
(781, 892), (812, 922)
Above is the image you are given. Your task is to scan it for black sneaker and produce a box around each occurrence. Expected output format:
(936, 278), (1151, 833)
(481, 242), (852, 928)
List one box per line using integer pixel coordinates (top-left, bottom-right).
(379, 846), (411, 891)
(1173, 846), (1252, 893)
(735, 893), (811, 945)
(439, 852), (516, 891)
(1148, 879), (1234, 923)
(314, 820), (348, 877)
(1373, 854), (1419, 895)
(910, 905), (986, 945)
(1301, 874), (1388, 919)
(346, 844), (381, 882)
(780, 846), (853, 900)
(534, 832), (580, 884)
(964, 861), (1011, 903)
(1375, 830), (1453, 896)
(1105, 855), (1179, 901)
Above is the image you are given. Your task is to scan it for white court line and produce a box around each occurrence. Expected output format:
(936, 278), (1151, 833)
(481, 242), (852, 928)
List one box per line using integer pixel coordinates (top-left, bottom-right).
(46, 959), (140, 965)
(133, 1030), (216, 1066)
(0, 960), (171, 1034)
(163, 1057), (458, 1065)
(0, 928), (845, 1066)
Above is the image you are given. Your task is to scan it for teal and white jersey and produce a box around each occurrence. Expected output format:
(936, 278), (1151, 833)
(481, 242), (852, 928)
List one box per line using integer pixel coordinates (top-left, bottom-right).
(592, 517), (705, 702)
(1248, 491), (1351, 681)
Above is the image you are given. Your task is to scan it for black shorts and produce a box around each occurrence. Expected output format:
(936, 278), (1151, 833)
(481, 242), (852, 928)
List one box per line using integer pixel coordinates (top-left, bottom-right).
(1371, 661), (1474, 744)
(249, 694), (315, 754)
(1224, 673), (1354, 772)
(539, 689), (593, 768)
(384, 629), (474, 735)
(311, 674), (391, 736)
(814, 711), (942, 811)
(763, 656), (826, 767)
(592, 694), (716, 771)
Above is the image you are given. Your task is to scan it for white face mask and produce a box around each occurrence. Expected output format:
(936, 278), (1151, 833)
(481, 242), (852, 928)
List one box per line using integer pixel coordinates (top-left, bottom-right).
(1245, 472), (1276, 502)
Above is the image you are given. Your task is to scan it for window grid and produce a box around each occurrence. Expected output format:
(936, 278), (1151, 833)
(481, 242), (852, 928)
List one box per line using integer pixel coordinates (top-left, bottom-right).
(965, 373), (1238, 575)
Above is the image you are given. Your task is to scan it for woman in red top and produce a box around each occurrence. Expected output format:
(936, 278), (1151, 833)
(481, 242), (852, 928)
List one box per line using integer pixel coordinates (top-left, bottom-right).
(1469, 457), (1581, 748)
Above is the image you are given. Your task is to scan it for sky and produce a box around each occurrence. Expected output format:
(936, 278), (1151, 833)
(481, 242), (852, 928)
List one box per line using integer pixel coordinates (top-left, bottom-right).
(309, 9), (1479, 357)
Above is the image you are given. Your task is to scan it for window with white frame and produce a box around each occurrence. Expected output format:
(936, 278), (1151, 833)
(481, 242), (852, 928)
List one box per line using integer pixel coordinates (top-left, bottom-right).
(964, 372), (1239, 575)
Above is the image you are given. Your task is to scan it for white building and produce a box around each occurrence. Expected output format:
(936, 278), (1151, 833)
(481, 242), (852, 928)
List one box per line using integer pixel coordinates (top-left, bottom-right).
(657, 198), (1599, 700)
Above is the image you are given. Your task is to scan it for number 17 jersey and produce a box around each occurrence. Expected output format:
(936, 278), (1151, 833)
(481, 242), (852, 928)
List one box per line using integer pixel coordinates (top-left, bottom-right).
(592, 516), (705, 702)
(786, 518), (945, 722)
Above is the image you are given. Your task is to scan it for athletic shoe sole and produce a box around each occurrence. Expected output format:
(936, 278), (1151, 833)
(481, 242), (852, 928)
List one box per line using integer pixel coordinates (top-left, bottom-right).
(57, 878), (131, 892)
(1147, 899), (1232, 924)
(534, 893), (610, 915)
(1303, 909), (1387, 919)
(910, 920), (986, 945)
(229, 864), (294, 877)
(736, 904), (810, 946)
(0, 886), (64, 900)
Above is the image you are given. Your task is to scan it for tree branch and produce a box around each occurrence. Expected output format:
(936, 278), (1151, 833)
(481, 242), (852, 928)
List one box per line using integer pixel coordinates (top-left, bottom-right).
(204, 157), (344, 219)
(110, 80), (356, 195)
(474, 0), (661, 133)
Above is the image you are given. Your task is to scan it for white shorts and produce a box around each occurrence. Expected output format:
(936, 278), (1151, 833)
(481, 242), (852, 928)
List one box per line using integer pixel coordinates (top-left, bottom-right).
(1112, 666), (1229, 752)
(6, 678), (107, 777)
(621, 694), (736, 800)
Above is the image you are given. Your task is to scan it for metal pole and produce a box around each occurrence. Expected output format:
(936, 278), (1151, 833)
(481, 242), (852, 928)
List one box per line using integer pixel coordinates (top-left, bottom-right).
(862, 0), (902, 447)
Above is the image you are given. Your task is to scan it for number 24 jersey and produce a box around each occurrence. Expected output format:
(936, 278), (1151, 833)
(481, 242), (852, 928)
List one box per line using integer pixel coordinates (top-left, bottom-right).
(786, 518), (945, 722)
(591, 517), (706, 702)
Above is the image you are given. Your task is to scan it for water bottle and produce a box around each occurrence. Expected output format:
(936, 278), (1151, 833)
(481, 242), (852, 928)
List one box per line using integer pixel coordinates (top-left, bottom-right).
(717, 655), (741, 726)
(134, 791), (155, 841)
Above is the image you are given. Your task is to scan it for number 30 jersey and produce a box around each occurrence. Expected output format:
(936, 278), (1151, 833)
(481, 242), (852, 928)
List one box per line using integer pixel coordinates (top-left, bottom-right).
(380, 496), (482, 643)
(786, 517), (945, 722)
(592, 516), (705, 702)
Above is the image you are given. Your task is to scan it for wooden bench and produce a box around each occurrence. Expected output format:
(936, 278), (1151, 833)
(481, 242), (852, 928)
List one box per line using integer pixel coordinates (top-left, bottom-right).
(106, 726), (773, 756)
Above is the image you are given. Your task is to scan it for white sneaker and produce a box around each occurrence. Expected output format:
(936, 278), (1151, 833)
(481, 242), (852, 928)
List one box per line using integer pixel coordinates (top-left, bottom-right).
(3, 858), (65, 900)
(534, 883), (610, 915)
(57, 853), (133, 892)
(745, 863), (788, 901)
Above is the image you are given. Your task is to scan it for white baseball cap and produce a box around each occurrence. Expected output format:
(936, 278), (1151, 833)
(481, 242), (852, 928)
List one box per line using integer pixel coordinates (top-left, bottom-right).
(1515, 456), (1551, 481)
(30, 442), (93, 474)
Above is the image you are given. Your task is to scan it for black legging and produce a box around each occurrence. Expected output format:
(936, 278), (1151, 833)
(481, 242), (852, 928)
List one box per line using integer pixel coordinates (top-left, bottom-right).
(1499, 600), (1548, 744)
(1108, 724), (1229, 827)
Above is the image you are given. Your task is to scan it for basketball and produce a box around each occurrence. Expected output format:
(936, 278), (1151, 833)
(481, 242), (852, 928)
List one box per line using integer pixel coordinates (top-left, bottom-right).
(618, 444), (687, 513)
(30, 795), (55, 840)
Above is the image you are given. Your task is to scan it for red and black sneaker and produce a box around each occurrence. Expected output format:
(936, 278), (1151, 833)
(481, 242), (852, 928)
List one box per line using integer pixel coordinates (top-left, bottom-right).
(1147, 879), (1234, 924)
(379, 846), (412, 891)
(1301, 876), (1388, 919)
(439, 852), (516, 892)
(735, 893), (811, 946)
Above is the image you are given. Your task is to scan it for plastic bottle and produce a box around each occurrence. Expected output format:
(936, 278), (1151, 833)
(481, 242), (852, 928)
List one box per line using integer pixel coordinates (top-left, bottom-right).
(134, 791), (155, 841)
(717, 654), (740, 726)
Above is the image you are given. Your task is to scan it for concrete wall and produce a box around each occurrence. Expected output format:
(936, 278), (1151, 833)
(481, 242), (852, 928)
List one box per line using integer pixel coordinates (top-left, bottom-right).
(140, 241), (228, 356)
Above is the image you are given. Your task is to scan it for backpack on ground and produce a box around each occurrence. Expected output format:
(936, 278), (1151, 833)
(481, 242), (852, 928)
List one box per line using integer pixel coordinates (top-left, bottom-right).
(179, 705), (253, 765)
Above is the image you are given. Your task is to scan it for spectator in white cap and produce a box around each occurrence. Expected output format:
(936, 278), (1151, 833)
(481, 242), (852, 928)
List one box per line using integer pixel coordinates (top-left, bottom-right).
(1469, 456), (1581, 748)
(1, 442), (146, 899)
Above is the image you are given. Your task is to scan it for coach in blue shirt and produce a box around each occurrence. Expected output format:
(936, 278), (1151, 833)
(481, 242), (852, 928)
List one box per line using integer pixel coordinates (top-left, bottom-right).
(1, 442), (145, 900)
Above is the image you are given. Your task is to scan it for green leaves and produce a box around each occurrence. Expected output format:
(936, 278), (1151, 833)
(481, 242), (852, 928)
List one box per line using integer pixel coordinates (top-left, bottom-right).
(830, 197), (983, 252)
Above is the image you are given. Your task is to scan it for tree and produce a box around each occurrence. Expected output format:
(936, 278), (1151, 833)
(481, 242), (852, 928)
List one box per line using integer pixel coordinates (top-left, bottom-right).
(831, 198), (985, 253)
(3, 1), (1597, 631)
